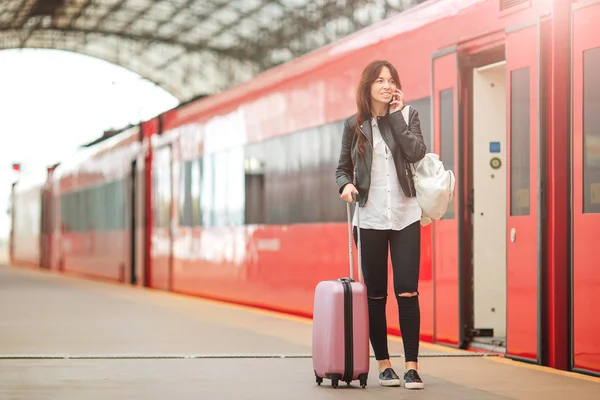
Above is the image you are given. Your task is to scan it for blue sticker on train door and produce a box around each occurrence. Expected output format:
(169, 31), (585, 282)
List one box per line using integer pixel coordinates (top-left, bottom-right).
(489, 142), (501, 153)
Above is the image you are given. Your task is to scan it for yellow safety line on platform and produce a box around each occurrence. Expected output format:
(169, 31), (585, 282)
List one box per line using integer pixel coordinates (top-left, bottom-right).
(3, 263), (472, 356)
(172, 289), (466, 354)
(489, 357), (600, 383)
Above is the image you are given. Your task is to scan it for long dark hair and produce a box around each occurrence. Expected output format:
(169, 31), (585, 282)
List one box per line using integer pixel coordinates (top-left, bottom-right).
(355, 60), (401, 155)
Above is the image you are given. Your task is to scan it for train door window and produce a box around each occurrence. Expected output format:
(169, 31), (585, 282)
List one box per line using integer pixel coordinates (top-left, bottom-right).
(410, 97), (432, 153)
(509, 67), (531, 216)
(440, 88), (455, 219)
(583, 47), (600, 213)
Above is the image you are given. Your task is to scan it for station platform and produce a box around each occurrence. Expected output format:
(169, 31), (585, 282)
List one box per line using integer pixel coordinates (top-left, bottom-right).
(1, 263), (599, 400)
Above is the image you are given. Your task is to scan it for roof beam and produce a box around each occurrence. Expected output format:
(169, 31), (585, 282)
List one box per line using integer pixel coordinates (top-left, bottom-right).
(0, 26), (249, 57)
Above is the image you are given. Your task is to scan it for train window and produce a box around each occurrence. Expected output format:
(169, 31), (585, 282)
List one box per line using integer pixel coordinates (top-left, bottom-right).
(583, 47), (600, 214)
(83, 188), (91, 231)
(152, 170), (160, 228)
(99, 184), (108, 230)
(213, 152), (228, 227)
(76, 191), (85, 231)
(510, 67), (531, 216)
(152, 150), (172, 229)
(264, 135), (286, 224)
(91, 185), (101, 231)
(320, 121), (346, 223)
(244, 143), (266, 225)
(153, 167), (163, 228)
(245, 172), (265, 224)
(60, 194), (67, 232)
(101, 184), (109, 230)
(228, 146), (245, 226)
(201, 154), (215, 227)
(191, 157), (202, 226)
(118, 179), (126, 230)
(500, 0), (528, 11)
(291, 131), (308, 223)
(440, 88), (455, 219)
(107, 182), (116, 230)
(410, 97), (432, 153)
(107, 182), (115, 230)
(179, 161), (192, 226)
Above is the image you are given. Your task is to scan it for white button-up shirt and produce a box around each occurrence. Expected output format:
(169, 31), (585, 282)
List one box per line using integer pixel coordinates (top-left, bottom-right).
(353, 117), (421, 231)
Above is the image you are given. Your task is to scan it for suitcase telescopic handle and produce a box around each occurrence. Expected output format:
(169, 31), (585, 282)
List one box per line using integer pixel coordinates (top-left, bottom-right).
(346, 191), (363, 283)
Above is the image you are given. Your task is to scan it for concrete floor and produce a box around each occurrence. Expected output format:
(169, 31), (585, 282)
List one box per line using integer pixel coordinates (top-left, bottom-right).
(1, 264), (599, 400)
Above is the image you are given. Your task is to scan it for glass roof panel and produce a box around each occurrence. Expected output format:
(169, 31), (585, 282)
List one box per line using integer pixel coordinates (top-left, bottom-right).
(0, 0), (428, 102)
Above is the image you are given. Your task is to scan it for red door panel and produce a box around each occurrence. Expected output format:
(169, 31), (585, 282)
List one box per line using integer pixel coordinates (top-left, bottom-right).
(505, 24), (540, 362)
(432, 50), (461, 346)
(572, 2), (600, 375)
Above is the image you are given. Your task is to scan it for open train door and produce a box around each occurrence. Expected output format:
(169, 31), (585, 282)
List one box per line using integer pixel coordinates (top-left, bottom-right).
(571, 1), (600, 375)
(431, 47), (464, 347)
(504, 21), (543, 364)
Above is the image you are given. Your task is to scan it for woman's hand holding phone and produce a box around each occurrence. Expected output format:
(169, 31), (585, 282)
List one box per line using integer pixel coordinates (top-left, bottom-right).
(389, 89), (404, 113)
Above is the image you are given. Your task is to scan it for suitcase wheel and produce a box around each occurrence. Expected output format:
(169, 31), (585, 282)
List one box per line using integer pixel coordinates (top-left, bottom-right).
(315, 376), (323, 385)
(359, 374), (368, 389)
(331, 379), (338, 388)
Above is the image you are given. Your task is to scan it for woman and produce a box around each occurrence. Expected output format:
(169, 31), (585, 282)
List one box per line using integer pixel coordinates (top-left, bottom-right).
(335, 60), (426, 389)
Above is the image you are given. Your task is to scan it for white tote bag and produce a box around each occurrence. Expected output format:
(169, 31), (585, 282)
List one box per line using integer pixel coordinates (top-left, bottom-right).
(401, 106), (456, 225)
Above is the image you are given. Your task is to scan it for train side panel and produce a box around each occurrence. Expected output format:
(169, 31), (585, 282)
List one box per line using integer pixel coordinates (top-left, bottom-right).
(52, 128), (141, 283)
(161, 0), (556, 345)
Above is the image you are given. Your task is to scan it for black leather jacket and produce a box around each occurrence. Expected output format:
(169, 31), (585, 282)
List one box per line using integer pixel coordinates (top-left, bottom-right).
(335, 107), (427, 207)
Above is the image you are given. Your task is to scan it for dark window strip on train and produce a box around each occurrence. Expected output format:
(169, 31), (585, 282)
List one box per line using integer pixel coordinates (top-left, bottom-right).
(59, 178), (128, 232)
(58, 97), (433, 231)
(178, 96), (433, 227)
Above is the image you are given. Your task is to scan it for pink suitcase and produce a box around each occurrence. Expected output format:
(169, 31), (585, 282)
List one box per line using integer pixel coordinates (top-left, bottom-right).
(312, 193), (369, 388)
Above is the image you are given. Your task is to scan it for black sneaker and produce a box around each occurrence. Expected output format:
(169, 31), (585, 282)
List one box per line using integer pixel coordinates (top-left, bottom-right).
(403, 369), (424, 389)
(378, 367), (401, 387)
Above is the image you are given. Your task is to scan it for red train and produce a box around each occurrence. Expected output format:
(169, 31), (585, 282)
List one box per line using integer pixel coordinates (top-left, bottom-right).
(9, 0), (599, 376)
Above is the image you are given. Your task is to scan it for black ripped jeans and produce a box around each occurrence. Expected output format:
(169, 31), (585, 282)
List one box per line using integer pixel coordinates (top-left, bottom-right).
(353, 220), (421, 362)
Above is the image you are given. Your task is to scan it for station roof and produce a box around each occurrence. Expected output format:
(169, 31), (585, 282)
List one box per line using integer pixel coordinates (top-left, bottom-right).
(0, 0), (426, 102)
